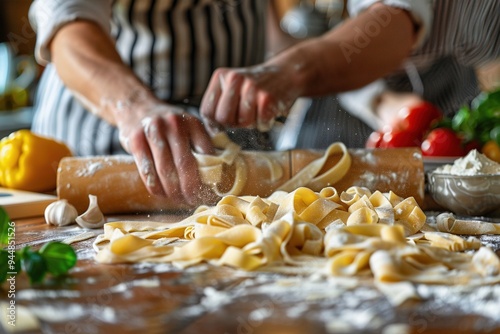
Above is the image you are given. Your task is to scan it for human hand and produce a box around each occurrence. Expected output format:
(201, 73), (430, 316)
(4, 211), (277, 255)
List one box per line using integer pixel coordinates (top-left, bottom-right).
(374, 91), (423, 131)
(116, 102), (216, 206)
(367, 91), (442, 148)
(200, 64), (300, 132)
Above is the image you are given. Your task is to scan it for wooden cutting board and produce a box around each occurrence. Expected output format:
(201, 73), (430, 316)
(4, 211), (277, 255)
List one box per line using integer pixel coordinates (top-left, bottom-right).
(0, 187), (56, 219)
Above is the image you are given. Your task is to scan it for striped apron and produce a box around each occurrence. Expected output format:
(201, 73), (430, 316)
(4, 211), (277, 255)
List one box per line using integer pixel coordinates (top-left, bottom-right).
(31, 0), (269, 155)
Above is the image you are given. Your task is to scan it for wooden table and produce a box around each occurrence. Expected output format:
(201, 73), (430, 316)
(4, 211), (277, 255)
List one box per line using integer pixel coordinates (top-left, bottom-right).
(3, 212), (500, 334)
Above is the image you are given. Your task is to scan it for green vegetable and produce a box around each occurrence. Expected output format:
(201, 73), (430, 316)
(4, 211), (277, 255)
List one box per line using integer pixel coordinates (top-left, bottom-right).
(448, 88), (500, 146)
(472, 89), (500, 117)
(21, 248), (47, 284)
(39, 242), (77, 276)
(0, 208), (77, 284)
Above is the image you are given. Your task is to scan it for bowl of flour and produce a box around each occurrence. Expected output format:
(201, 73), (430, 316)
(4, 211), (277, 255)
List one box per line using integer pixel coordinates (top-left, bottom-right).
(427, 150), (500, 216)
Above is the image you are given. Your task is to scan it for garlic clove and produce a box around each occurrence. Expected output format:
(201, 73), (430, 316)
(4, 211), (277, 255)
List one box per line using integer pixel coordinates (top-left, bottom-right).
(75, 194), (107, 229)
(44, 199), (79, 227)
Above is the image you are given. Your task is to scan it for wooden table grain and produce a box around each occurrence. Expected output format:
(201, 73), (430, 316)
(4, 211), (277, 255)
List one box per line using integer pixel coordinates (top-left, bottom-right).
(3, 213), (500, 334)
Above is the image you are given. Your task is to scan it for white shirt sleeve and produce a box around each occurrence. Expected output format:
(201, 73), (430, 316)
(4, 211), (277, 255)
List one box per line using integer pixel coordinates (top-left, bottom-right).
(347, 0), (433, 49)
(338, 79), (387, 130)
(29, 0), (113, 65)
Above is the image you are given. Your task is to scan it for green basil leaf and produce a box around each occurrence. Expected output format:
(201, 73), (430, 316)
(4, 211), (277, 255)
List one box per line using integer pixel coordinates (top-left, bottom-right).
(39, 242), (77, 276)
(0, 206), (11, 247)
(473, 89), (500, 119)
(22, 249), (47, 284)
(452, 106), (476, 140)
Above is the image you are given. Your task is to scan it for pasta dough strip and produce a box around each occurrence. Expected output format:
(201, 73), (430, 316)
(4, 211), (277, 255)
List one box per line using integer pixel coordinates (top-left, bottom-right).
(278, 142), (351, 192)
(436, 212), (500, 235)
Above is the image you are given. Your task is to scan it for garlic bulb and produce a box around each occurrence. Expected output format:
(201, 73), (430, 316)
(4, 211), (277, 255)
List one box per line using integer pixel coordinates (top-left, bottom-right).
(75, 194), (107, 229)
(44, 199), (78, 227)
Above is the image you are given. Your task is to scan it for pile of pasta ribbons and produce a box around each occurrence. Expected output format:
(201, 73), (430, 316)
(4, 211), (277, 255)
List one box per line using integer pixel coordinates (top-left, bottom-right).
(94, 186), (500, 285)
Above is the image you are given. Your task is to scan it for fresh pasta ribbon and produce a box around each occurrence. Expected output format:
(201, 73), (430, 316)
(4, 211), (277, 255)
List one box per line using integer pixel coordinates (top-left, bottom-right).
(278, 142), (351, 192)
(436, 212), (500, 235)
(193, 133), (352, 198)
(94, 186), (500, 285)
(369, 245), (500, 285)
(324, 224), (407, 276)
(422, 232), (481, 252)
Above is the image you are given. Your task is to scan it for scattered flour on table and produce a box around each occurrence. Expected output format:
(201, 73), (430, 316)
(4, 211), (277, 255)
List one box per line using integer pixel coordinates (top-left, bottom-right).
(192, 271), (500, 332)
(12, 260), (500, 332)
(434, 150), (500, 175)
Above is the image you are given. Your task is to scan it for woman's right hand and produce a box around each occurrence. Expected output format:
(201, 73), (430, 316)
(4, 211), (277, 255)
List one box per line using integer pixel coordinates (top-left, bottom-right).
(115, 99), (216, 206)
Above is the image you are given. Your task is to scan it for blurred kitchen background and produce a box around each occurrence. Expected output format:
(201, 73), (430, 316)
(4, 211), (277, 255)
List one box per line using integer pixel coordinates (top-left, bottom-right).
(0, 0), (498, 139)
(0, 0), (37, 138)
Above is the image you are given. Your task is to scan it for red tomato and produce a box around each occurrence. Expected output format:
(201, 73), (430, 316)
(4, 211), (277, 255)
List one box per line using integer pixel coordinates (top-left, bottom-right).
(366, 131), (383, 148)
(421, 128), (465, 157)
(379, 130), (422, 148)
(398, 101), (442, 136)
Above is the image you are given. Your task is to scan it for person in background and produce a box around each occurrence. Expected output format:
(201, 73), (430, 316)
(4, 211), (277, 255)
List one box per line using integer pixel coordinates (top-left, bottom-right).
(28, 1), (294, 206)
(200, 0), (499, 149)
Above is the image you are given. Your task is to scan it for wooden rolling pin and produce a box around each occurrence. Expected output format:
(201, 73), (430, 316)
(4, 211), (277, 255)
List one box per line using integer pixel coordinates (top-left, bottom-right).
(57, 148), (424, 214)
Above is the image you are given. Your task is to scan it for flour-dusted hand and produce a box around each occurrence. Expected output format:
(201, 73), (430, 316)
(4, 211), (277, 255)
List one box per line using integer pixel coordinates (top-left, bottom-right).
(115, 100), (216, 205)
(200, 64), (301, 132)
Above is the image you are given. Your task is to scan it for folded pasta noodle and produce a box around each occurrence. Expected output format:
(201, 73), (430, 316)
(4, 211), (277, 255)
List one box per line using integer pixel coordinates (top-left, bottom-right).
(94, 186), (500, 285)
(436, 212), (500, 235)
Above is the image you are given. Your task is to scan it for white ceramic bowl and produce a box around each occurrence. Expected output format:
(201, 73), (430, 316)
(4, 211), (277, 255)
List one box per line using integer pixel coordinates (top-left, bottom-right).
(427, 172), (500, 216)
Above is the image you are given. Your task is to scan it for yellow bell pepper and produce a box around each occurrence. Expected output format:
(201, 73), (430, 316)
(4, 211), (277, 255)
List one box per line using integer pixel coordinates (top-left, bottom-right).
(0, 130), (72, 192)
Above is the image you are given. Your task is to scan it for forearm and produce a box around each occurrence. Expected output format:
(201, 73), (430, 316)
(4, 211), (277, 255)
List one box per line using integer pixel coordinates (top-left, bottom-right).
(266, 3), (416, 96)
(50, 20), (157, 126)
(266, 1), (299, 58)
